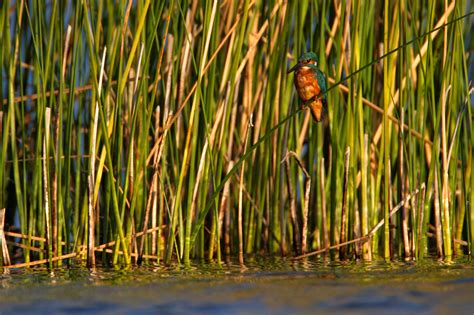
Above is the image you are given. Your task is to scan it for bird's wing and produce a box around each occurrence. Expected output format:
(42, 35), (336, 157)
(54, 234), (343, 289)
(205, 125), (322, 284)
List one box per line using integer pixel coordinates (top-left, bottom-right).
(315, 69), (327, 117)
(315, 69), (327, 97)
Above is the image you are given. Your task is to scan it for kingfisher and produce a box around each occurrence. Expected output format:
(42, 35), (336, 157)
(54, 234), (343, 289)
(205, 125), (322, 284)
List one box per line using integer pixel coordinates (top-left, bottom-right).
(287, 52), (327, 122)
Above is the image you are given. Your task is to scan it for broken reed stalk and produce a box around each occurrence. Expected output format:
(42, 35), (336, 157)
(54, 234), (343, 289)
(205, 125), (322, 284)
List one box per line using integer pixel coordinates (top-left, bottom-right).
(87, 175), (95, 267)
(238, 164), (244, 264)
(154, 112), (173, 261)
(238, 117), (253, 265)
(294, 184), (425, 260)
(399, 94), (410, 260)
(302, 166), (311, 255)
(2, 224), (167, 269)
(283, 151), (311, 254)
(284, 157), (301, 255)
(218, 161), (233, 261)
(87, 47), (107, 268)
(137, 185), (154, 264)
(138, 109), (167, 263)
(0, 208), (11, 266)
(417, 184), (426, 259)
(339, 147), (350, 260)
(229, 164), (283, 248)
(388, 159), (394, 258)
(151, 106), (161, 257)
(320, 158), (329, 253)
(43, 108), (52, 269)
(434, 171), (443, 258)
(362, 134), (372, 260)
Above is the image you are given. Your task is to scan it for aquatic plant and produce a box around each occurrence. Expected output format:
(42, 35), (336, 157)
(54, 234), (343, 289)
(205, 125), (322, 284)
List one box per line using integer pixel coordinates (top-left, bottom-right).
(0, 0), (472, 268)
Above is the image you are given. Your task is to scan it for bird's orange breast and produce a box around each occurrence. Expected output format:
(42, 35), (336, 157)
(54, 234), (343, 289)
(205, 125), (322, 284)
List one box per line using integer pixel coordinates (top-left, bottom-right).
(294, 67), (321, 102)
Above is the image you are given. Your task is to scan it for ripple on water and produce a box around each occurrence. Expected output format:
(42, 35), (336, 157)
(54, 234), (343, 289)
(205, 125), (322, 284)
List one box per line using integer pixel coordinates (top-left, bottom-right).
(0, 257), (473, 314)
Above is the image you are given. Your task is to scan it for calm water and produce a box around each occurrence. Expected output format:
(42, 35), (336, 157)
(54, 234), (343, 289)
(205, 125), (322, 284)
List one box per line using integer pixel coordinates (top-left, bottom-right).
(0, 257), (473, 314)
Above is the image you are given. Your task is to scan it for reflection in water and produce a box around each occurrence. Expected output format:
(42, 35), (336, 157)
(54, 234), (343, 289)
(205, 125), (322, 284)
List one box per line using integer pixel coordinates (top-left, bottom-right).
(0, 257), (473, 314)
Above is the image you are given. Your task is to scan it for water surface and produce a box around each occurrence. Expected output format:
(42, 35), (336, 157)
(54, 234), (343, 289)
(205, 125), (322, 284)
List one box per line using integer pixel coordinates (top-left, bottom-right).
(0, 257), (473, 314)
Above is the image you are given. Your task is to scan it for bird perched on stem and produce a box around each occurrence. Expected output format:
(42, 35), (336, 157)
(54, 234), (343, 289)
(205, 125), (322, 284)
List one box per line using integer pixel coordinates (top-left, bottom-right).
(287, 52), (327, 122)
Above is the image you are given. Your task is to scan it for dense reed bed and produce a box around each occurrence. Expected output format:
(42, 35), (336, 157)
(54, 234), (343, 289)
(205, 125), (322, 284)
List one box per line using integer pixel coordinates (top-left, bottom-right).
(0, 0), (473, 268)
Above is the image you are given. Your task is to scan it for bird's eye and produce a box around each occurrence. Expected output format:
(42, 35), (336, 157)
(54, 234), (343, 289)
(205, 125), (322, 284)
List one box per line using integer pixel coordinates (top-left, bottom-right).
(306, 59), (310, 63)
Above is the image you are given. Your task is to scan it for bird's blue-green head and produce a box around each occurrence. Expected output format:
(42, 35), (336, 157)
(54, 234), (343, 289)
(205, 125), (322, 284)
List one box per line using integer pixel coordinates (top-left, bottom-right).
(287, 52), (319, 74)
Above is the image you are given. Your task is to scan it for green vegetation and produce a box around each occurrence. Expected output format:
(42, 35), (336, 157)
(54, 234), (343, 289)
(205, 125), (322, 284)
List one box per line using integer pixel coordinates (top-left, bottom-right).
(0, 1), (472, 268)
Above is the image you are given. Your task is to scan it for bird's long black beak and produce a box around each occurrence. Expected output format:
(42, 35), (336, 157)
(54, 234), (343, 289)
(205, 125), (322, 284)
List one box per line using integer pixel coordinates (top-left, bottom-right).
(287, 62), (301, 74)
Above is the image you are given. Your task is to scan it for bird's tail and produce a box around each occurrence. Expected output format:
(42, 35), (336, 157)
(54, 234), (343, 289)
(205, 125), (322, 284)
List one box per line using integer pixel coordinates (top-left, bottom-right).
(308, 97), (327, 122)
